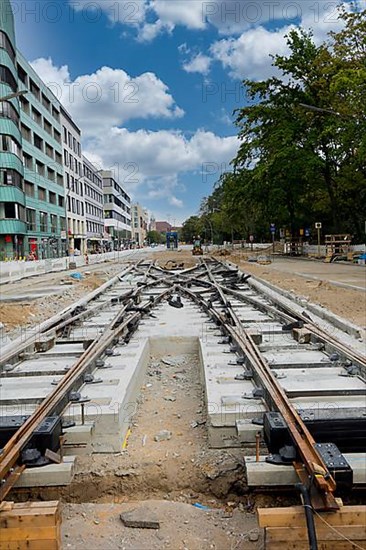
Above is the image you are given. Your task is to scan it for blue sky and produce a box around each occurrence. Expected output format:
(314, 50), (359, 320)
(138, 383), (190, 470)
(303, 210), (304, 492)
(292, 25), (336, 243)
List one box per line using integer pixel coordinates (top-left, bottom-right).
(11, 0), (356, 224)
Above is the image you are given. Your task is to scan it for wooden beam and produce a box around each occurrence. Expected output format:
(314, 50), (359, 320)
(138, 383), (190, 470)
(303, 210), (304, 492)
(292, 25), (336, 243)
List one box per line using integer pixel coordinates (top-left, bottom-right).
(265, 525), (366, 542)
(258, 505), (366, 528)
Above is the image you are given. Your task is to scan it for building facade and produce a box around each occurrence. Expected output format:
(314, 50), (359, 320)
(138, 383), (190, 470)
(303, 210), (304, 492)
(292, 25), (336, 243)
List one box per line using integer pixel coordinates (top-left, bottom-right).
(132, 203), (148, 245)
(102, 170), (131, 249)
(83, 155), (104, 252)
(17, 51), (65, 259)
(0, 0), (26, 259)
(61, 107), (85, 255)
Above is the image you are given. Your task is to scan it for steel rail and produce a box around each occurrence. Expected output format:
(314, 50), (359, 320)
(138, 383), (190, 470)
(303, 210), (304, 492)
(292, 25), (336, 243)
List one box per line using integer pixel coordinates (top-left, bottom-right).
(178, 267), (339, 511)
(0, 282), (174, 501)
(0, 264), (136, 368)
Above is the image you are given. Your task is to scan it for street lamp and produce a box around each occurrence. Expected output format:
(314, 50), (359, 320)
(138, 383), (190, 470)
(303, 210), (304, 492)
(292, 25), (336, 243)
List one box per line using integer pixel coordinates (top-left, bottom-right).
(0, 90), (28, 102)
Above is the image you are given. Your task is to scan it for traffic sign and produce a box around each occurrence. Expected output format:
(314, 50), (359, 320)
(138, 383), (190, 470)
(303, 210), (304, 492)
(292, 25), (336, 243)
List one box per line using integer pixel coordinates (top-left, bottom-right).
(249, 235), (254, 242)
(305, 228), (310, 237)
(270, 223), (276, 234)
(315, 222), (322, 229)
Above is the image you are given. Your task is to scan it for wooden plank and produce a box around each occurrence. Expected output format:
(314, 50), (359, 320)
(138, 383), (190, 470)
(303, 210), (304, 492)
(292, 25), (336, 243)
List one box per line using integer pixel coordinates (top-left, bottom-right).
(10, 502), (59, 510)
(0, 526), (57, 542)
(0, 510), (60, 529)
(266, 525), (366, 542)
(258, 506), (366, 528)
(0, 539), (58, 550)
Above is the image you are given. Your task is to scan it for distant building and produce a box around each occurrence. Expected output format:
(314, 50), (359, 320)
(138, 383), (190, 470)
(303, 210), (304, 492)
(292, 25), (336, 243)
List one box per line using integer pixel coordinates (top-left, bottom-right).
(149, 215), (156, 232)
(83, 156), (104, 251)
(132, 203), (148, 245)
(156, 221), (172, 233)
(102, 170), (131, 249)
(60, 106), (85, 254)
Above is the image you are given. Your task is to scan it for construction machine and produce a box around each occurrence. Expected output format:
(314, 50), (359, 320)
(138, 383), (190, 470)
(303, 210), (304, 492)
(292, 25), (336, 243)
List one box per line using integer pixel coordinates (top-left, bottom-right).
(192, 236), (203, 256)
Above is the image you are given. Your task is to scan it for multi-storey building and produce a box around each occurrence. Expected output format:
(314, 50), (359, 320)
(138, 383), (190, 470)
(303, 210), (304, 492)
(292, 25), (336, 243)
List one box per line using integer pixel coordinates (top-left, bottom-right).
(0, 0), (26, 259)
(60, 107), (85, 254)
(102, 170), (131, 249)
(132, 203), (148, 246)
(83, 155), (104, 252)
(17, 52), (65, 259)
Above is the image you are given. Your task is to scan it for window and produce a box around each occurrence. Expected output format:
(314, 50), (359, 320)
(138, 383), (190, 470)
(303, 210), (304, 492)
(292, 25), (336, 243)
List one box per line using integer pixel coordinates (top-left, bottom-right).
(47, 169), (55, 182)
(0, 101), (20, 126)
(42, 94), (51, 112)
(0, 134), (22, 157)
(50, 214), (57, 232)
(54, 129), (61, 144)
(44, 118), (52, 136)
(39, 211), (48, 232)
(58, 195), (64, 208)
(21, 124), (31, 141)
(29, 79), (40, 100)
(60, 217), (66, 231)
(38, 187), (46, 201)
(0, 65), (17, 92)
(26, 208), (36, 231)
(0, 169), (23, 189)
(23, 153), (33, 170)
(52, 106), (60, 122)
(55, 151), (62, 165)
(33, 133), (43, 151)
(25, 181), (35, 197)
(19, 96), (30, 115)
(49, 191), (56, 204)
(0, 31), (16, 62)
(4, 202), (16, 218)
(31, 107), (42, 125)
(63, 126), (67, 143)
(57, 173), (63, 186)
(17, 64), (27, 85)
(68, 132), (72, 148)
(45, 143), (53, 159)
(64, 150), (69, 166)
(35, 162), (45, 177)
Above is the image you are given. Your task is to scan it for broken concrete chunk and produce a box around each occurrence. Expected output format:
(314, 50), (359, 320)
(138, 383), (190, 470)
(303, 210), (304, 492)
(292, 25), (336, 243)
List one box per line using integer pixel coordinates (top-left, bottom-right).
(120, 508), (160, 529)
(154, 430), (172, 442)
(163, 395), (176, 402)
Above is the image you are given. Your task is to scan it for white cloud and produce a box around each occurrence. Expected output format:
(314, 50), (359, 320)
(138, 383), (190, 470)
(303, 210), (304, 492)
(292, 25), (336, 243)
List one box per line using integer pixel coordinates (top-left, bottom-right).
(83, 128), (238, 205)
(209, 2), (350, 80)
(69, 0), (354, 41)
(30, 58), (184, 136)
(169, 195), (184, 208)
(183, 53), (212, 76)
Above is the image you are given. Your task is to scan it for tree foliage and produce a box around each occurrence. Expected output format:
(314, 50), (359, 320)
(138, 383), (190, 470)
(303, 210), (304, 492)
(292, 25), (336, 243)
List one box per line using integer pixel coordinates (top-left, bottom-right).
(183, 9), (366, 242)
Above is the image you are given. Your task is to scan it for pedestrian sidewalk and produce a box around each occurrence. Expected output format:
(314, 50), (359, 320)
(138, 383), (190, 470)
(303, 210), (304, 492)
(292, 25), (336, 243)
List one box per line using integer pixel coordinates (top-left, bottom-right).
(0, 251), (126, 284)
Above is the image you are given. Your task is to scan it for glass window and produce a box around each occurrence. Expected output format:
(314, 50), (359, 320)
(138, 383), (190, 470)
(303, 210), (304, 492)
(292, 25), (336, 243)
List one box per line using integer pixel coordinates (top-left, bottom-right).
(0, 169), (23, 189)
(26, 208), (36, 230)
(0, 101), (20, 126)
(0, 31), (16, 62)
(39, 211), (48, 232)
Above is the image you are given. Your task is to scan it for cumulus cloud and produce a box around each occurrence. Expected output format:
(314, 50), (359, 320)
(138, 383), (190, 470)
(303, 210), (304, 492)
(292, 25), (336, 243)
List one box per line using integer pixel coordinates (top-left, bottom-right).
(32, 57), (238, 211)
(209, 2), (350, 80)
(183, 53), (212, 76)
(69, 0), (354, 41)
(31, 58), (184, 136)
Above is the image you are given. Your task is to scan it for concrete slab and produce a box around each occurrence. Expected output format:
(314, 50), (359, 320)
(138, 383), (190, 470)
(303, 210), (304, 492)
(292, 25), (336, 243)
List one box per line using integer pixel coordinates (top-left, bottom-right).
(246, 453), (366, 486)
(15, 456), (76, 488)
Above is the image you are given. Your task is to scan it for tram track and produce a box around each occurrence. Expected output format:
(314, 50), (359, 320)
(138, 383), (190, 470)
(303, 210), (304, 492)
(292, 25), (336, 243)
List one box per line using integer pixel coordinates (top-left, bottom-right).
(0, 258), (365, 514)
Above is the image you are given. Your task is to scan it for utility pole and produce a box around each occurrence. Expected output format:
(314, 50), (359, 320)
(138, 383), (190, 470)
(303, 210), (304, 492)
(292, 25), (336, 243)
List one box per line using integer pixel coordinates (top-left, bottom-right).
(315, 222), (322, 258)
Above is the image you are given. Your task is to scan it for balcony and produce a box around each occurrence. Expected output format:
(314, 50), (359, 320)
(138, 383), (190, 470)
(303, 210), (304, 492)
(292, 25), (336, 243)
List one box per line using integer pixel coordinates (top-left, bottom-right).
(0, 219), (27, 234)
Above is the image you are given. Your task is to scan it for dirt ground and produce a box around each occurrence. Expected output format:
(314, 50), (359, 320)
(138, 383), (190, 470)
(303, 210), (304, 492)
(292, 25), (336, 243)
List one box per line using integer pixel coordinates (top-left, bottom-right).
(62, 500), (261, 550)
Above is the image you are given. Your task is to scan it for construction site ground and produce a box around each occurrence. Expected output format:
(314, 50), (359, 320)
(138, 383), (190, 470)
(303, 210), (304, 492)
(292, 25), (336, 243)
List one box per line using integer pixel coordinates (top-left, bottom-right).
(1, 247), (364, 549)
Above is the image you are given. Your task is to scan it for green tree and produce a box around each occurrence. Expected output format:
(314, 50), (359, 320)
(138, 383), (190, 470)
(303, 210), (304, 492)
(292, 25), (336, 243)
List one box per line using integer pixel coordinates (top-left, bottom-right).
(147, 230), (163, 244)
